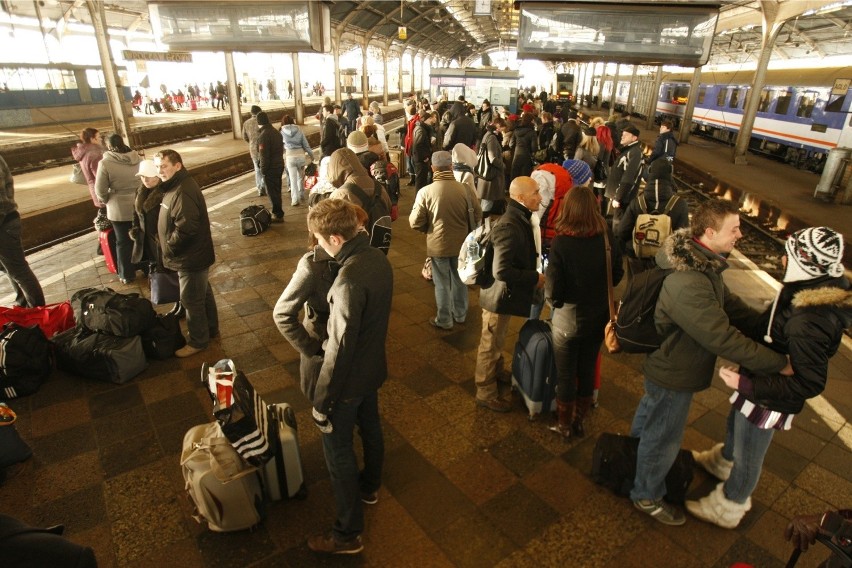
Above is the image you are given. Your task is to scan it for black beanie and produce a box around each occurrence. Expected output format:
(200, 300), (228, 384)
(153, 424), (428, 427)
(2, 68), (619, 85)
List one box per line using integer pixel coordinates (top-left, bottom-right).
(256, 111), (270, 126)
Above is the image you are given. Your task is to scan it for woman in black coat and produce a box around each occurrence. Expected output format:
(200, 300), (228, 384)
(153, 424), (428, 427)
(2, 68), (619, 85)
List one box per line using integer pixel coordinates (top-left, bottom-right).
(510, 113), (538, 179)
(545, 186), (623, 439)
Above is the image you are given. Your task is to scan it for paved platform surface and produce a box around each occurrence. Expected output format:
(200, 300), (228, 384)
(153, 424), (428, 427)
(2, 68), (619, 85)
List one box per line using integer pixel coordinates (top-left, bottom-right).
(0, 166), (848, 567)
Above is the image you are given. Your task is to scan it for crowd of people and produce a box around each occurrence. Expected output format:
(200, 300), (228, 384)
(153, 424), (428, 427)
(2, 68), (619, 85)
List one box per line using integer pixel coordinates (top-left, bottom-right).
(17, 90), (844, 558)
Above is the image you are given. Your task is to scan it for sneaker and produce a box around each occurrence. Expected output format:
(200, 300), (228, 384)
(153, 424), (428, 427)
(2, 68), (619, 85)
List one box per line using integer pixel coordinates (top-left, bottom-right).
(429, 317), (453, 330)
(271, 216), (284, 224)
(361, 491), (378, 505)
(175, 345), (204, 358)
(633, 499), (686, 526)
(475, 397), (512, 413)
(307, 531), (363, 554)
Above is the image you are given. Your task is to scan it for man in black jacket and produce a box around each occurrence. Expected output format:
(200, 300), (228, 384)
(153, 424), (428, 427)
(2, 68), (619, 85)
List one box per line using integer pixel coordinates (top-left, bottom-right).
(256, 112), (285, 222)
(412, 110), (437, 192)
(647, 120), (678, 164)
(606, 124), (644, 232)
(306, 199), (393, 555)
(473, 176), (544, 412)
(155, 149), (218, 357)
(560, 111), (583, 159)
(320, 104), (342, 159)
(442, 100), (478, 150)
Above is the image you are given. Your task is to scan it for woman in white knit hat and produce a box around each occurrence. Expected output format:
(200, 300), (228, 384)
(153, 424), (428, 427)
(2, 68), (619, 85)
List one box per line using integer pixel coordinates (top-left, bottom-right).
(687, 226), (851, 530)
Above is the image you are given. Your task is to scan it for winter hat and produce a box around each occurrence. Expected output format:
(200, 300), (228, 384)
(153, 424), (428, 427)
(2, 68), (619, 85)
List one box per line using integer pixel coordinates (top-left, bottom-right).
(256, 111), (270, 126)
(562, 159), (593, 186)
(623, 124), (640, 137)
(530, 169), (556, 216)
(347, 130), (369, 154)
(431, 151), (452, 168)
(250, 105), (261, 115)
(522, 103), (535, 113)
(783, 226), (845, 282)
(451, 143), (477, 169)
(136, 159), (158, 178)
(648, 159), (673, 181)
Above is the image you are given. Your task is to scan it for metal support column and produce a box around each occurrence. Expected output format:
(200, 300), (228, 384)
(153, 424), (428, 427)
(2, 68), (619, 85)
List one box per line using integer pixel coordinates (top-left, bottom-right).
(85, 0), (130, 143)
(292, 52), (304, 125)
(596, 62), (606, 110)
(734, 0), (782, 165)
(626, 65), (638, 114)
(333, 38), (342, 104)
(611, 63), (621, 111)
(224, 52), (241, 140)
(362, 43), (370, 109)
(646, 66), (663, 129)
(383, 48), (389, 106)
(398, 50), (404, 102)
(679, 67), (702, 145)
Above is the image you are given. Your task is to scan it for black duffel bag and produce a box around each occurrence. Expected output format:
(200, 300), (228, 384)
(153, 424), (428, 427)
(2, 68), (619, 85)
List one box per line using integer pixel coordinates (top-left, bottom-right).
(70, 287), (157, 338)
(140, 314), (186, 360)
(240, 205), (272, 236)
(0, 323), (52, 400)
(51, 326), (148, 384)
(591, 432), (695, 504)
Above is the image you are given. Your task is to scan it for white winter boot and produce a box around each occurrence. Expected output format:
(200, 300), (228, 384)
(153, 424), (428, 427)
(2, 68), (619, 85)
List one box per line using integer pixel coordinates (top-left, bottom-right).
(692, 443), (733, 481)
(685, 482), (751, 529)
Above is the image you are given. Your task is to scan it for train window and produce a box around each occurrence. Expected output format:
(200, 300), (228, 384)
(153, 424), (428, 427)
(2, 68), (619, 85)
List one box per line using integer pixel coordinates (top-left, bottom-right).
(672, 86), (689, 104)
(775, 91), (792, 115)
(716, 88), (727, 106)
(757, 88), (774, 112)
(796, 91), (817, 118)
(698, 86), (706, 104)
(729, 88), (740, 108)
(826, 92), (847, 113)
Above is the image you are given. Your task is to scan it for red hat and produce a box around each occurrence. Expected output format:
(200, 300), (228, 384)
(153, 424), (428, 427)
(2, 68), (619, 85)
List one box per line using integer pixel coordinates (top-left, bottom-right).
(522, 103), (535, 113)
(508, 113), (519, 122)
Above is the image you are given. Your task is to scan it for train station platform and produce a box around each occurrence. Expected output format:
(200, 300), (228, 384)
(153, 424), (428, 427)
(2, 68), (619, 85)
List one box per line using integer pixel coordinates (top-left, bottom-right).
(0, 165), (849, 567)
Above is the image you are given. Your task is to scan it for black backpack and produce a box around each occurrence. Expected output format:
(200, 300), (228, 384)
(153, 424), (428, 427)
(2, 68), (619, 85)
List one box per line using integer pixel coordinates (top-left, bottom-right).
(70, 288), (157, 338)
(345, 182), (392, 255)
(0, 323), (52, 400)
(613, 267), (673, 353)
(370, 160), (400, 205)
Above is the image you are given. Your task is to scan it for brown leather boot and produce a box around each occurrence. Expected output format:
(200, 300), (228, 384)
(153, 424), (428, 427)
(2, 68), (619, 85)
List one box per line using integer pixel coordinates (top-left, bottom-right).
(549, 400), (575, 439)
(572, 396), (594, 437)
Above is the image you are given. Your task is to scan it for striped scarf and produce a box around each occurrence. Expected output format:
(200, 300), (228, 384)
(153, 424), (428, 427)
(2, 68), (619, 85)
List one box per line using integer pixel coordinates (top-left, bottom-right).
(729, 392), (794, 431)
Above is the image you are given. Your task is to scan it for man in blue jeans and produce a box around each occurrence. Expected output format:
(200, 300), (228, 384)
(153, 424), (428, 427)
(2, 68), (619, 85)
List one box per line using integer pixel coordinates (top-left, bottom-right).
(306, 199), (393, 554)
(630, 199), (790, 526)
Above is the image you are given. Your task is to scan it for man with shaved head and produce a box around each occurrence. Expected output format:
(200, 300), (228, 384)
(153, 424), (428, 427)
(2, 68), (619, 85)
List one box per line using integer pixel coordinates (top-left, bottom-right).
(472, 176), (544, 412)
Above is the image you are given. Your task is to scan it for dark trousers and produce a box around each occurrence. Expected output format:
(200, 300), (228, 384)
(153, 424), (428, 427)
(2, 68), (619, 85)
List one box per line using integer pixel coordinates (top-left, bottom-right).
(321, 391), (384, 541)
(414, 160), (429, 192)
(0, 212), (44, 307)
(111, 220), (135, 281)
(263, 167), (285, 218)
(553, 329), (602, 402)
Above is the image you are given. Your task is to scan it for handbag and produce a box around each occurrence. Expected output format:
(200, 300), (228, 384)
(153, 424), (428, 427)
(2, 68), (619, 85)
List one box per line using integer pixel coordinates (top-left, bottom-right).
(603, 231), (621, 354)
(70, 163), (86, 185)
(93, 209), (112, 231)
(475, 133), (497, 182)
(534, 148), (549, 164)
(421, 257), (433, 281)
(150, 270), (180, 305)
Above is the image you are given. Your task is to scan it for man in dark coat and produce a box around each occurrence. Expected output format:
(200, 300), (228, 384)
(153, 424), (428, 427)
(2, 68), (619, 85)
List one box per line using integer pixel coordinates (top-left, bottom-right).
(256, 112), (285, 222)
(648, 120), (678, 164)
(442, 100), (478, 150)
(305, 199), (393, 555)
(473, 176), (544, 412)
(605, 124), (644, 232)
(320, 104), (342, 159)
(341, 93), (361, 135)
(412, 110), (437, 192)
(560, 111), (583, 160)
(155, 149), (218, 357)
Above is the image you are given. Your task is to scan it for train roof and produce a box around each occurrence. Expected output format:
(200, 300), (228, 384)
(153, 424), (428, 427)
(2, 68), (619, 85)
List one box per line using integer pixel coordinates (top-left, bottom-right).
(662, 66), (852, 87)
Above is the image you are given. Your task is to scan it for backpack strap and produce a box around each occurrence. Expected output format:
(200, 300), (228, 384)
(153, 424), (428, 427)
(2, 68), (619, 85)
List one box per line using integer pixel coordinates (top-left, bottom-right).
(637, 194), (648, 214)
(663, 195), (679, 214)
(344, 182), (374, 210)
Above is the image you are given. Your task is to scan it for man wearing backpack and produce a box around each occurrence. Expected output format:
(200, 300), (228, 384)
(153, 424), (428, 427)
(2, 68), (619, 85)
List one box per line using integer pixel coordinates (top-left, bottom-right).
(629, 199), (791, 527)
(473, 176), (544, 413)
(617, 160), (689, 273)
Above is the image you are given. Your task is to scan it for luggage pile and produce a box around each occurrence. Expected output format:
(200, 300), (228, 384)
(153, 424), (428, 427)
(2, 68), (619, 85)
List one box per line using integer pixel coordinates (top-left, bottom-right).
(181, 359), (306, 532)
(50, 287), (185, 385)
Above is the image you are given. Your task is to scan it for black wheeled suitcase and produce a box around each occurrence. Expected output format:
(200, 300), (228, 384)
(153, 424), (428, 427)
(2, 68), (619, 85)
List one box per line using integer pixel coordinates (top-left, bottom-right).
(591, 432), (695, 504)
(260, 402), (307, 501)
(511, 319), (557, 419)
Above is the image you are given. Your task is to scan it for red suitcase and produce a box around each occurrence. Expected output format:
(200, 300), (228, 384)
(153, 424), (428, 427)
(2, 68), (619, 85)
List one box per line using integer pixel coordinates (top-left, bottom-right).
(190, 99), (198, 111)
(99, 229), (117, 274)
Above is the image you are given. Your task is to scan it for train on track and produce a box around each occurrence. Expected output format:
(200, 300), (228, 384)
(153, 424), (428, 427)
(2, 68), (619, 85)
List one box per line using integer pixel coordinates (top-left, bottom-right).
(609, 66), (852, 172)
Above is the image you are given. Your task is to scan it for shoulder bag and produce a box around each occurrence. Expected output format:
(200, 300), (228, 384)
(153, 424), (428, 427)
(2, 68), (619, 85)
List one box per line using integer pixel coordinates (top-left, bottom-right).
(603, 231), (621, 354)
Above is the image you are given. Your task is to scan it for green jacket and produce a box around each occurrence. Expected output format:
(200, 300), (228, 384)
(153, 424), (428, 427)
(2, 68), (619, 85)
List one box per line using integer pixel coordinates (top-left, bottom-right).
(643, 229), (787, 392)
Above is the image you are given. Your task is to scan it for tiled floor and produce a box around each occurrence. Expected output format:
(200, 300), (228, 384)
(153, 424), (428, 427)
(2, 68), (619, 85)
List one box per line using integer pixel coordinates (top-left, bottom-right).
(1, 172), (850, 568)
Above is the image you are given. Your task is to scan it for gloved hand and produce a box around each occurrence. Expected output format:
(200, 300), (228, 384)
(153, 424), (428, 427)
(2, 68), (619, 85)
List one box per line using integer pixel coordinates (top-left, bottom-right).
(611, 199), (621, 208)
(312, 407), (333, 434)
(784, 514), (822, 551)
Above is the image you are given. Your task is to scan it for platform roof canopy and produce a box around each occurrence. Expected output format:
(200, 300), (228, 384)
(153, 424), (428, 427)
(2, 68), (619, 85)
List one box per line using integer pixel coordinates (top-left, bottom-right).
(3, 0), (852, 67)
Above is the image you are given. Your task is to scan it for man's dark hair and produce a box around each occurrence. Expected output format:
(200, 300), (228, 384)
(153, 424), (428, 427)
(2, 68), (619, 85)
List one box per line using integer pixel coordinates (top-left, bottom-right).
(661, 119), (674, 130)
(156, 149), (183, 166)
(323, 103), (334, 113)
(691, 199), (739, 238)
(106, 134), (132, 153)
(282, 115), (294, 125)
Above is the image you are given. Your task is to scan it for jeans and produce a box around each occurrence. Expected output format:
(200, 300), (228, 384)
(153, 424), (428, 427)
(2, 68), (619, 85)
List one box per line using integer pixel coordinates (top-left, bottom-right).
(263, 167), (285, 218)
(252, 159), (266, 195)
(629, 378), (693, 501)
(178, 268), (219, 348)
(553, 330), (601, 402)
(285, 156), (306, 205)
(430, 256), (467, 327)
(0, 212), (44, 307)
(111, 220), (135, 281)
(473, 309), (512, 401)
(321, 391), (384, 541)
(721, 406), (775, 504)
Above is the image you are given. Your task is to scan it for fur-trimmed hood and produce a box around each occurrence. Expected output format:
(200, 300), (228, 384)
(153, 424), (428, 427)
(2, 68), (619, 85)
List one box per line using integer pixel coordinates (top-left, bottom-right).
(658, 228), (727, 274)
(791, 283), (852, 309)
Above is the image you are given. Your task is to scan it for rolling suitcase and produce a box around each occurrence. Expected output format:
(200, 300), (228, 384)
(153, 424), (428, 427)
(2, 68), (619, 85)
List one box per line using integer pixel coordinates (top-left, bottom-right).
(190, 99), (197, 111)
(260, 402), (307, 501)
(180, 422), (265, 532)
(511, 319), (557, 419)
(99, 229), (117, 274)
